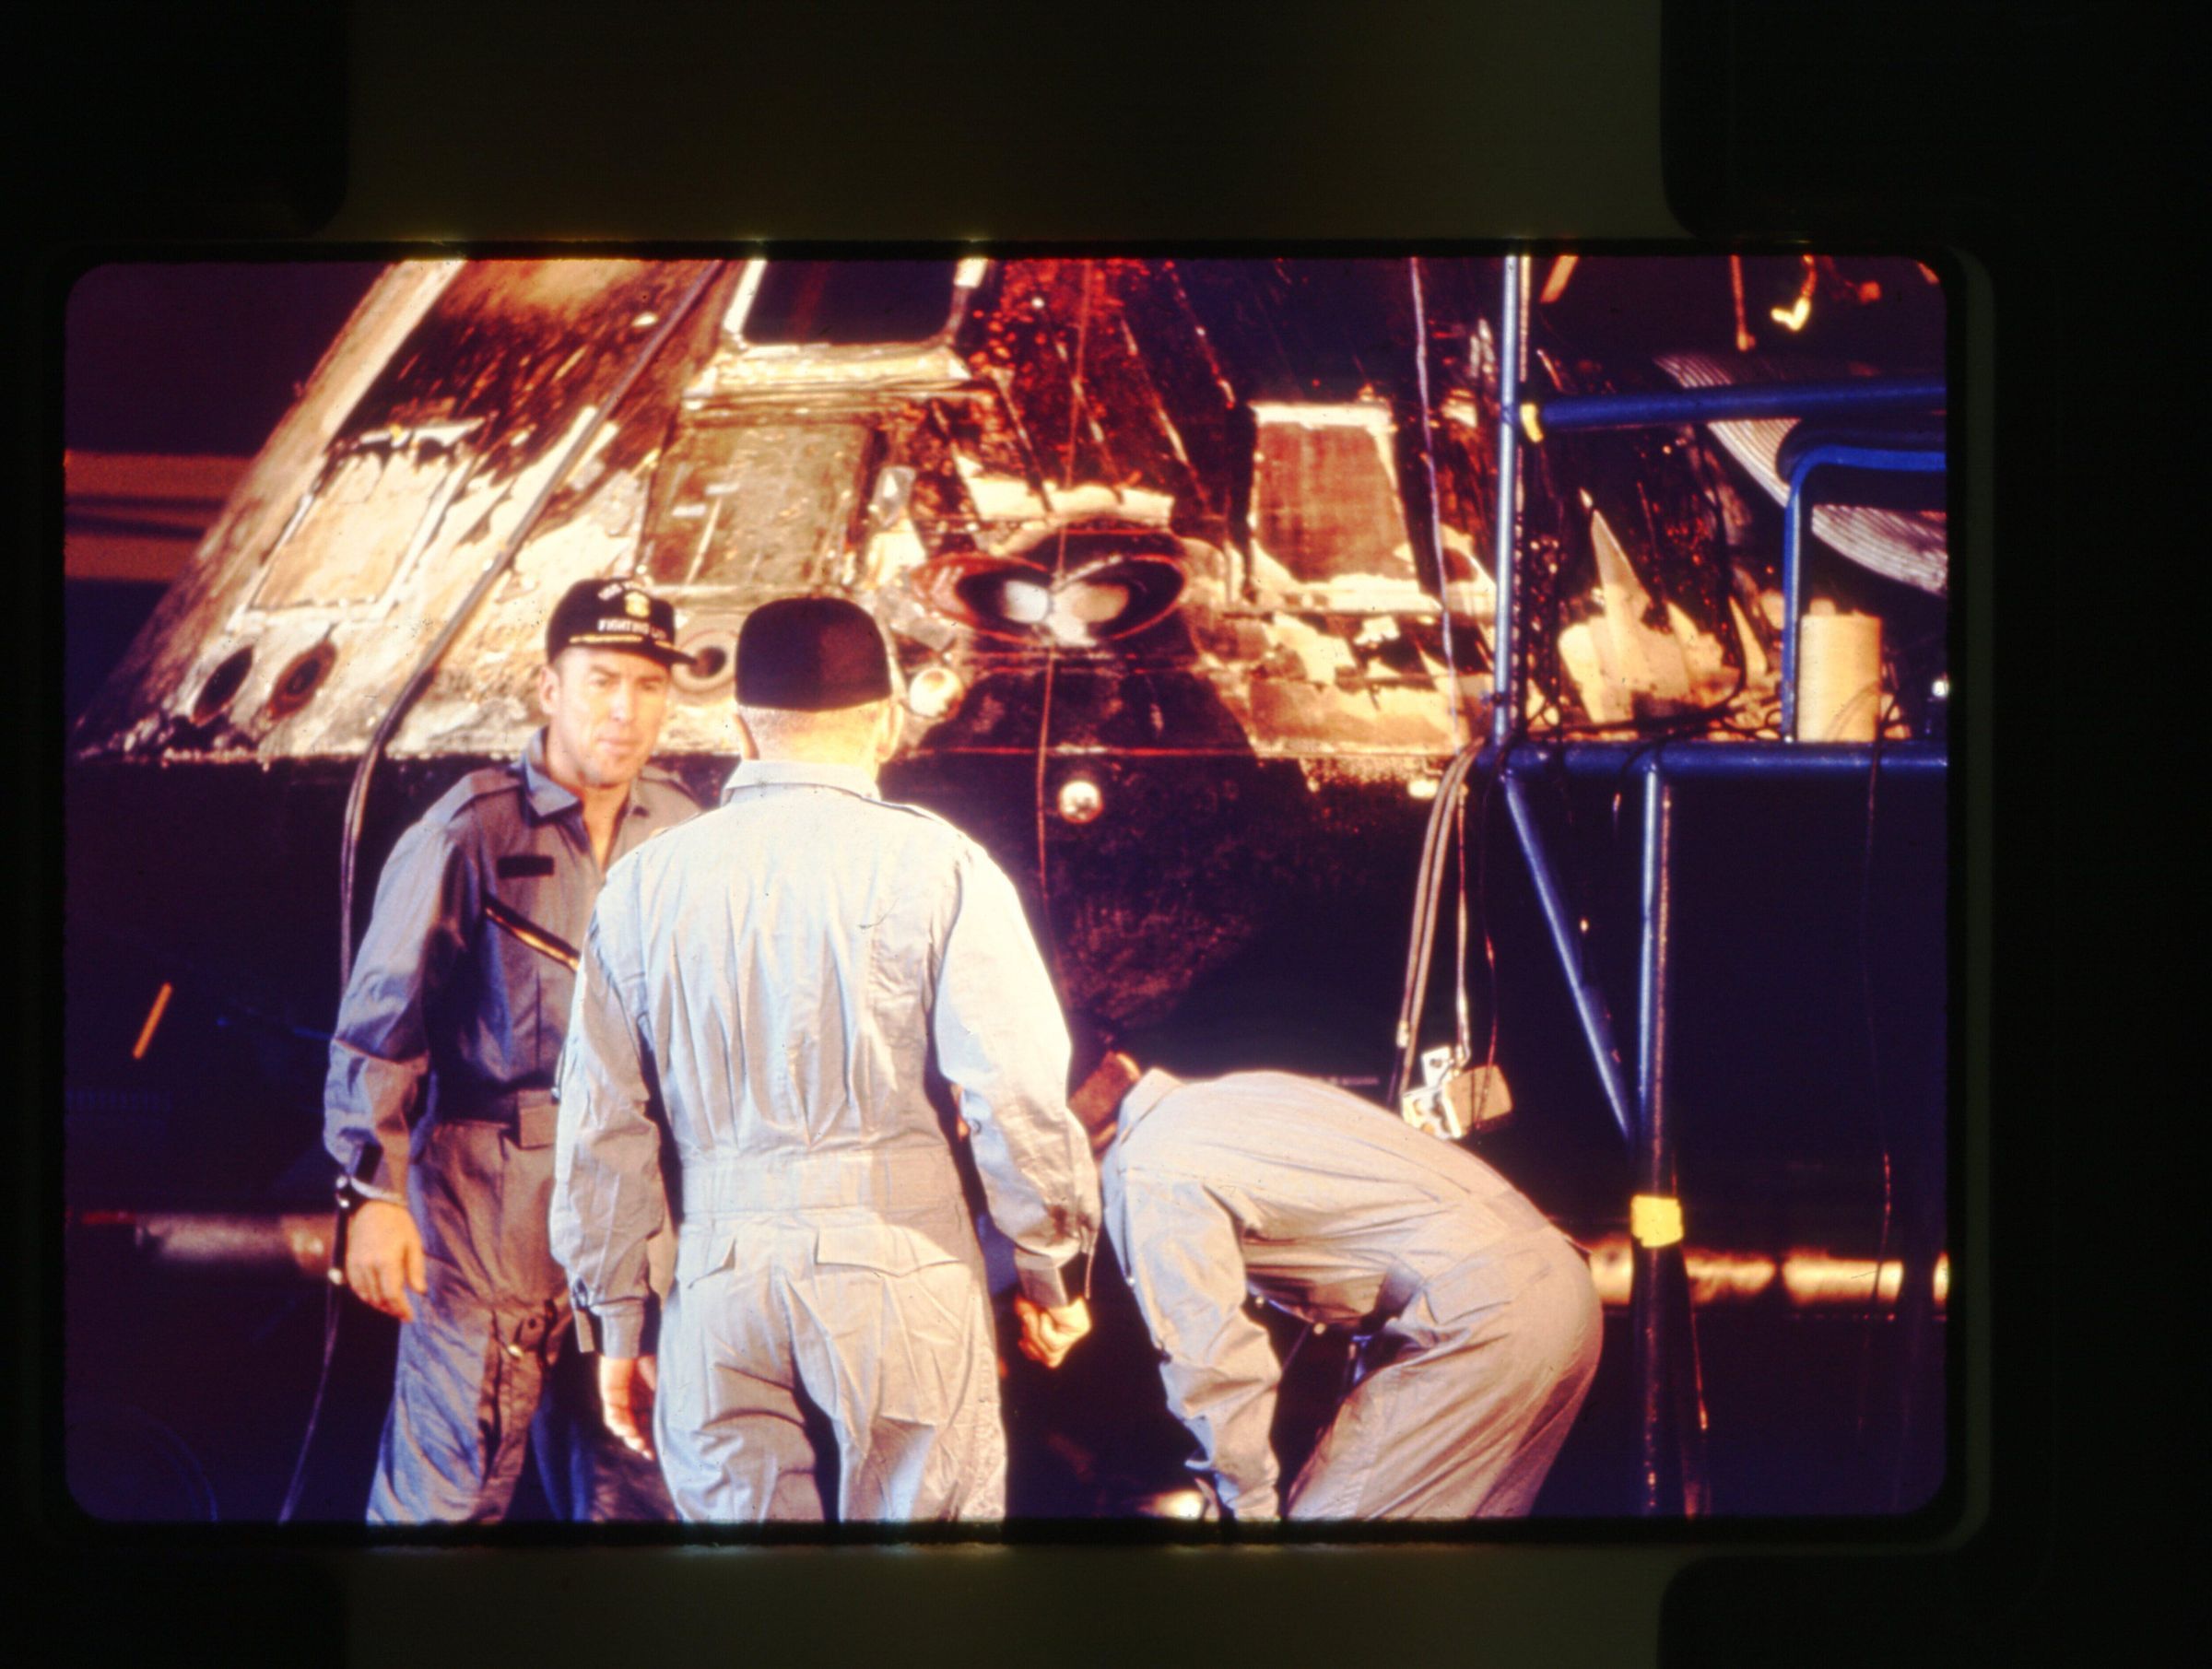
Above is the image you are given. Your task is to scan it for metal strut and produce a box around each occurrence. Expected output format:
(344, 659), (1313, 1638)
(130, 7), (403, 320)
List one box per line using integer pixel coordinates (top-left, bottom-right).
(1481, 250), (1952, 1515)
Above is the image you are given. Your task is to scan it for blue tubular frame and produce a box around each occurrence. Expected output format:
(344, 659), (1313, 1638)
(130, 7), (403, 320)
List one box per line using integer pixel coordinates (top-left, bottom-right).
(1499, 770), (1638, 1145)
(1492, 743), (1944, 1158)
(1781, 443), (1948, 738)
(1489, 253), (1524, 751)
(1482, 244), (1949, 1515)
(1489, 744), (1944, 1149)
(1523, 376), (1946, 437)
(1634, 766), (1674, 1511)
(1504, 741), (1948, 782)
(1491, 741), (1944, 1513)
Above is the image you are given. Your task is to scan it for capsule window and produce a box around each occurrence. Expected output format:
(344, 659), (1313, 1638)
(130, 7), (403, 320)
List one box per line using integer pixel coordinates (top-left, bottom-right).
(191, 647), (253, 723)
(639, 416), (870, 592)
(913, 526), (1187, 648)
(742, 261), (961, 347)
(264, 641), (336, 721)
(671, 623), (739, 697)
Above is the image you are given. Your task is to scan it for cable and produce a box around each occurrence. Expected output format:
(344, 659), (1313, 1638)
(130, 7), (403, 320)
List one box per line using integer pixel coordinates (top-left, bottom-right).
(1409, 255), (1502, 1121)
(1453, 774), (1473, 1063)
(1475, 772), (1502, 1076)
(1407, 258), (1470, 752)
(278, 260), (727, 1525)
(1386, 743), (1488, 1107)
(1031, 259), (1097, 998)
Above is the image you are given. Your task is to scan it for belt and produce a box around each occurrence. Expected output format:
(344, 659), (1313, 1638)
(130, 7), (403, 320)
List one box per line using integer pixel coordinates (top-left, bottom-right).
(683, 1146), (963, 1217)
(434, 1087), (559, 1149)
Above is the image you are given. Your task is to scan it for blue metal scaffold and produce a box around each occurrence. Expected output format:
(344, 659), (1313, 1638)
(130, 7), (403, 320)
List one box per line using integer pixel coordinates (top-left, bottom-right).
(1477, 253), (1947, 1514)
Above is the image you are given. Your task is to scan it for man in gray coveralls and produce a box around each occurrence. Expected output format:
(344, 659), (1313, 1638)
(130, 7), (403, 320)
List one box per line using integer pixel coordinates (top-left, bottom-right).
(552, 594), (1100, 1522)
(1070, 1052), (1602, 1521)
(324, 577), (700, 1523)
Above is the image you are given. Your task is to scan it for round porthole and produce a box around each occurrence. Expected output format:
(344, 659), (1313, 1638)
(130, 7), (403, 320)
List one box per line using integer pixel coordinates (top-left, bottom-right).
(190, 647), (253, 724)
(672, 617), (740, 698)
(906, 663), (965, 721)
(265, 641), (337, 722)
(1055, 776), (1105, 825)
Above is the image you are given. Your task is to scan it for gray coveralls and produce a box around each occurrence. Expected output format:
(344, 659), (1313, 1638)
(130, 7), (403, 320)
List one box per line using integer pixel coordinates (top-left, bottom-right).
(324, 734), (697, 1523)
(1101, 1070), (1602, 1520)
(552, 758), (1100, 1523)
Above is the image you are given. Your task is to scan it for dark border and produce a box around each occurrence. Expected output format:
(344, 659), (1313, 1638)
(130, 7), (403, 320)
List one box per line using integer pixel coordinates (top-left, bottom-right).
(22, 0), (2128, 1659)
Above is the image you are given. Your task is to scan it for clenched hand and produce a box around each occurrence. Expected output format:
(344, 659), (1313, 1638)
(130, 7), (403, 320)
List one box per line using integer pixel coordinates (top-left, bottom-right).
(345, 1199), (428, 1322)
(1013, 1294), (1092, 1369)
(599, 1354), (659, 1460)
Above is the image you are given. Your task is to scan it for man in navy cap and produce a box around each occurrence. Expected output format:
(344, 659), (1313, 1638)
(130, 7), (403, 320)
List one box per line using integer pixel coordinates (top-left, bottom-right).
(553, 594), (1100, 1521)
(325, 576), (700, 1522)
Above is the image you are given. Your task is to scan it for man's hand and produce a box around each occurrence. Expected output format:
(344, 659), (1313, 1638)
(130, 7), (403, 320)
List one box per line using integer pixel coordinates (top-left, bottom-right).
(599, 1353), (658, 1461)
(1013, 1294), (1092, 1369)
(344, 1199), (428, 1322)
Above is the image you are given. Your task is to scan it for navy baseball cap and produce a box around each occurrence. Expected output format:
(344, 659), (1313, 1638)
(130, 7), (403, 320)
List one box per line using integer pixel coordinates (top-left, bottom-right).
(547, 579), (691, 668)
(735, 595), (894, 711)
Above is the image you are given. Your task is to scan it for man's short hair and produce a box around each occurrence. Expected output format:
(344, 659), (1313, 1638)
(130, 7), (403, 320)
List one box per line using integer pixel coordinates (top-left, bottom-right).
(735, 595), (894, 711)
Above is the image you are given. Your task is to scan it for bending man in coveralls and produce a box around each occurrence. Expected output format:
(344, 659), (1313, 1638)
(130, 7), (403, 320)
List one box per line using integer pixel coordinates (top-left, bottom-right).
(1073, 1054), (1602, 1521)
(324, 578), (699, 1523)
(551, 595), (1100, 1522)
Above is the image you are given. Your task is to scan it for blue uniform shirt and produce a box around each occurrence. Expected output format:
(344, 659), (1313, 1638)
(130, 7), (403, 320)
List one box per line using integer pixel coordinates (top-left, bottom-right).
(324, 732), (700, 1200)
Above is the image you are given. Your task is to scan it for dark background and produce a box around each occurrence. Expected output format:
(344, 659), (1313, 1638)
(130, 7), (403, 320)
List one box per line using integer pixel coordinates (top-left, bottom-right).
(19, 1), (2174, 1665)
(64, 263), (385, 723)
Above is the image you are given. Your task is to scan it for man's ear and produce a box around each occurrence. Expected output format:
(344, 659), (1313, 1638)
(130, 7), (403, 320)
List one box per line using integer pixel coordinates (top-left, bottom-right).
(876, 697), (906, 765)
(733, 709), (758, 760)
(536, 660), (560, 718)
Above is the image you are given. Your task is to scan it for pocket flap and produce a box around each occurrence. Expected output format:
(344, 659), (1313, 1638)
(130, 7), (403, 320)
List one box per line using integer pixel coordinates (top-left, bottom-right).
(813, 1222), (960, 1277)
(677, 1226), (739, 1289)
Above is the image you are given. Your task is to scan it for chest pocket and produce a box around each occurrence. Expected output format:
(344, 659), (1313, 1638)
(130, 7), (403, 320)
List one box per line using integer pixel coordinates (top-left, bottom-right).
(483, 881), (582, 971)
(480, 876), (579, 1074)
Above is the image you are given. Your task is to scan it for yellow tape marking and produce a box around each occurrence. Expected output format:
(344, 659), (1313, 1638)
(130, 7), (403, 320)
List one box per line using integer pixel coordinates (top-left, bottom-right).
(1630, 1193), (1684, 1249)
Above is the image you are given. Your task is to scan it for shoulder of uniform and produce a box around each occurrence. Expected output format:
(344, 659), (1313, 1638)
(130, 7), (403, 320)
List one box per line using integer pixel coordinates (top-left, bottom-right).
(873, 797), (966, 837)
(421, 764), (527, 829)
(876, 799), (1002, 868)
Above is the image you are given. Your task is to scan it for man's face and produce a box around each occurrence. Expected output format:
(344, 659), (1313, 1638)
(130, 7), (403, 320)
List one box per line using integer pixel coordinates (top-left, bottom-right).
(538, 648), (673, 792)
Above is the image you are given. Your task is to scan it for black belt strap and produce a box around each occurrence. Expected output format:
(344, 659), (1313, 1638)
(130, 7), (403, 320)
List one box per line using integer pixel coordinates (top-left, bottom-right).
(437, 1087), (559, 1148)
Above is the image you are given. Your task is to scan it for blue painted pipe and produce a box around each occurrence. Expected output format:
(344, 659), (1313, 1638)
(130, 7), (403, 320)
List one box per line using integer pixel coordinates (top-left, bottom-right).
(1524, 376), (1945, 438)
(1490, 254), (1525, 750)
(1634, 762), (1675, 1514)
(1499, 770), (1638, 1146)
(1635, 762), (1673, 1200)
(1497, 740), (1946, 781)
(1782, 444), (1947, 738)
